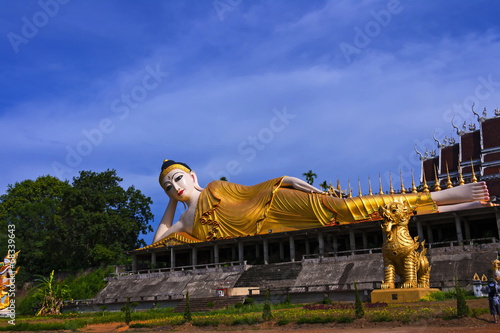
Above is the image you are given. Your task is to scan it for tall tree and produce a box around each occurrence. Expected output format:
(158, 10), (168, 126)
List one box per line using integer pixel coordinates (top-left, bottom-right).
(302, 170), (317, 185)
(59, 169), (153, 269)
(0, 175), (71, 277)
(0, 170), (153, 277)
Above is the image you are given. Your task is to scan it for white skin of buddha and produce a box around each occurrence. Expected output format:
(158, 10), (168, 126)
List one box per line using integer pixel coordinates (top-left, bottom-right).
(152, 168), (494, 243)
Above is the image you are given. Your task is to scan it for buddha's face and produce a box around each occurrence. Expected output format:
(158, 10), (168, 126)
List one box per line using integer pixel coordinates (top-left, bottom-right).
(162, 168), (196, 202)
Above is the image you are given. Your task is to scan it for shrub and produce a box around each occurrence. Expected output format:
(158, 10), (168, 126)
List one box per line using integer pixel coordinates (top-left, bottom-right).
(262, 288), (272, 321)
(455, 278), (469, 318)
(244, 297), (254, 305)
(370, 309), (394, 322)
(277, 318), (290, 326)
(354, 281), (364, 318)
(120, 296), (132, 325)
(206, 301), (215, 308)
(471, 307), (489, 318)
(183, 290), (192, 321)
(321, 297), (332, 305)
(337, 314), (354, 323)
(234, 302), (243, 309)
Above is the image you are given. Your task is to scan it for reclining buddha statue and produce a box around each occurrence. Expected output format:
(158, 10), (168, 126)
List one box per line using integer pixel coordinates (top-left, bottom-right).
(152, 159), (494, 244)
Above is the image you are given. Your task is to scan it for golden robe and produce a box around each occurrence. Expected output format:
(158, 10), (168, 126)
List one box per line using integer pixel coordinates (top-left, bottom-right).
(192, 177), (436, 242)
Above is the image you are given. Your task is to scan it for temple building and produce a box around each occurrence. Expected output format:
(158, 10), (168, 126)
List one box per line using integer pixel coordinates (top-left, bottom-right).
(128, 108), (500, 273)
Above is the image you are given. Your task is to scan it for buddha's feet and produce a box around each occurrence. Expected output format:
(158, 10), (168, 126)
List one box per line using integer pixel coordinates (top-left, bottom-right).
(431, 182), (490, 206)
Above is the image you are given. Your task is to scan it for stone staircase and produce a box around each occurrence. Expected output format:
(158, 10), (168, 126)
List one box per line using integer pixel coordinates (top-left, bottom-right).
(173, 296), (245, 313)
(233, 262), (302, 288)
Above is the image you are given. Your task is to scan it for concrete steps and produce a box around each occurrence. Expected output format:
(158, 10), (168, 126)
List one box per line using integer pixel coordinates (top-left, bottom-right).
(173, 296), (245, 313)
(234, 262), (302, 288)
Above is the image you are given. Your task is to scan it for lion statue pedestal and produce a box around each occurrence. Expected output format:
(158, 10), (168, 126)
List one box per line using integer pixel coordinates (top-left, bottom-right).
(371, 201), (438, 304)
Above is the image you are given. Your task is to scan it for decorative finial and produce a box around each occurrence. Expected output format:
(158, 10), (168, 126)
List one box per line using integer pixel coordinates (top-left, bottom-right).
(389, 172), (395, 194)
(368, 176), (373, 195)
(400, 170), (406, 194)
(495, 107), (500, 116)
(433, 130), (445, 149)
(337, 179), (342, 196)
(446, 162), (453, 189)
(423, 170), (429, 193)
(414, 144), (425, 161)
(458, 161), (465, 185)
(430, 149), (437, 157)
(433, 165), (441, 191)
(469, 123), (476, 131)
(358, 177), (362, 197)
(471, 103), (486, 123)
(452, 116), (466, 136)
(483, 107), (488, 119)
(470, 158), (477, 183)
(448, 136), (456, 145)
(411, 169), (417, 193)
(348, 179), (352, 198)
(379, 174), (384, 195)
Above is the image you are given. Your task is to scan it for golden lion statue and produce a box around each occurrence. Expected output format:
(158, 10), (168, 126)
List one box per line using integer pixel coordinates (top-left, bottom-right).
(493, 259), (500, 282)
(379, 201), (430, 289)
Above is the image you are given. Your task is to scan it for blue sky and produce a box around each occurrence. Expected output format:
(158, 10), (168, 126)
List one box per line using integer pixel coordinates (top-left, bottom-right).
(1, 0), (500, 245)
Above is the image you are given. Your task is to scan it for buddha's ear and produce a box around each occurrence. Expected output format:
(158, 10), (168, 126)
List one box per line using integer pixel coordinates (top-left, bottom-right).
(190, 171), (204, 191)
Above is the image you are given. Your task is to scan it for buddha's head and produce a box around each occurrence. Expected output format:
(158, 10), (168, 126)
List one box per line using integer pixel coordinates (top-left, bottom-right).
(159, 159), (202, 201)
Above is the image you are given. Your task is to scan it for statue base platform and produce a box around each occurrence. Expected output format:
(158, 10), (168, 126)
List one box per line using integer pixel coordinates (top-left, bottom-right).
(371, 288), (439, 303)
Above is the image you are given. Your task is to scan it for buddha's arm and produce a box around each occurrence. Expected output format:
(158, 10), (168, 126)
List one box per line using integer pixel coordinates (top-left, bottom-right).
(152, 199), (177, 243)
(430, 182), (490, 206)
(282, 176), (323, 193)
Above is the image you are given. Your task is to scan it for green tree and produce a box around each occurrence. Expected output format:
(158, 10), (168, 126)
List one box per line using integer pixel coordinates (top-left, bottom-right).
(59, 169), (153, 269)
(262, 288), (272, 321)
(121, 296), (132, 325)
(0, 170), (154, 277)
(0, 175), (71, 277)
(35, 270), (70, 316)
(455, 278), (469, 318)
(302, 170), (317, 185)
(319, 180), (328, 192)
(183, 290), (191, 321)
(354, 282), (364, 318)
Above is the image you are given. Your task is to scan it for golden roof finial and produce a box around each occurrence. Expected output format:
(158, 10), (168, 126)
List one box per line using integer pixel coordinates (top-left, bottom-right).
(423, 170), (429, 193)
(400, 170), (406, 194)
(411, 169), (417, 193)
(348, 179), (352, 198)
(458, 161), (465, 185)
(433, 165), (441, 191)
(470, 158), (477, 183)
(446, 162), (453, 189)
(368, 176), (373, 195)
(358, 177), (362, 197)
(328, 181), (338, 198)
(337, 179), (342, 196)
(379, 174), (384, 195)
(389, 172), (395, 194)
(473, 273), (480, 281)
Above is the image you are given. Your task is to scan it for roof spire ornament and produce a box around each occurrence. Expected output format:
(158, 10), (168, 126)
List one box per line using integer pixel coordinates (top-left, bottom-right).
(452, 116), (466, 136)
(458, 161), (465, 185)
(358, 177), (362, 197)
(446, 162), (453, 189)
(389, 172), (395, 194)
(411, 169), (417, 193)
(414, 144), (425, 161)
(471, 103), (487, 123)
(495, 107), (500, 117)
(368, 176), (373, 195)
(348, 179), (352, 198)
(423, 170), (430, 193)
(433, 165), (441, 191)
(470, 158), (477, 183)
(337, 179), (342, 197)
(379, 174), (384, 195)
(400, 170), (406, 194)
(433, 130), (445, 149)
